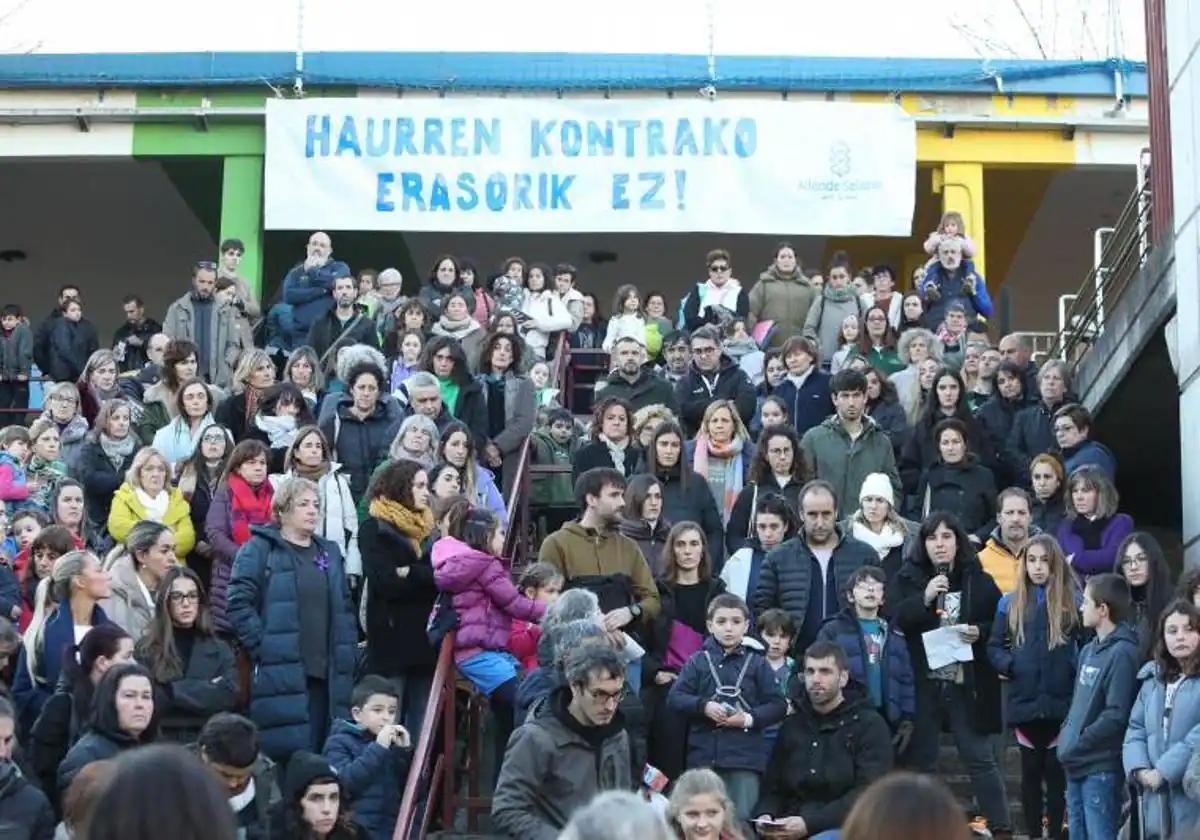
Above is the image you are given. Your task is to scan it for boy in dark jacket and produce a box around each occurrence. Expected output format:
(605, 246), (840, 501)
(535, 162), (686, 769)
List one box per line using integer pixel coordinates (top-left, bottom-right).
(322, 675), (412, 840)
(0, 306), (32, 415)
(1056, 573), (1140, 840)
(195, 713), (280, 840)
(667, 593), (786, 822)
(817, 565), (915, 754)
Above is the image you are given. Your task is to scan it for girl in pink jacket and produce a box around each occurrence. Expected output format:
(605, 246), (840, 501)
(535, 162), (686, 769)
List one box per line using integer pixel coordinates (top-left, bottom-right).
(432, 506), (546, 754)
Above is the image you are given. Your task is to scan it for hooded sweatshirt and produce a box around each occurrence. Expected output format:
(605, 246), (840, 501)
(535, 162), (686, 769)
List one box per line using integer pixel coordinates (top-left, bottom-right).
(1056, 622), (1140, 778)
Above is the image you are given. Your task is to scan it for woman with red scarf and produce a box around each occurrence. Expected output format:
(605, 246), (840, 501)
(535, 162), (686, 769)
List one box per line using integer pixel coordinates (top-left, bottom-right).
(204, 439), (273, 634)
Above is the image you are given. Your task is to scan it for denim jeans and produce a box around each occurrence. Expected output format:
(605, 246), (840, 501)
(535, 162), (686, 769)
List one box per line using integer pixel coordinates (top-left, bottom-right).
(1066, 771), (1123, 840)
(717, 769), (760, 823)
(912, 681), (1012, 832)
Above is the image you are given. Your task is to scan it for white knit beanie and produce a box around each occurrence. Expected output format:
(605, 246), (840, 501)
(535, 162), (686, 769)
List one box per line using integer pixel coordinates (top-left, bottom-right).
(858, 473), (895, 507)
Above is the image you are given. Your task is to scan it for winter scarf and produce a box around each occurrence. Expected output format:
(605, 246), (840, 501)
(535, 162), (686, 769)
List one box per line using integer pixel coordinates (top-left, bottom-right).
(292, 458), (330, 484)
(432, 314), (480, 339)
(134, 487), (170, 522)
(851, 517), (906, 561)
(53, 413), (89, 446)
(99, 433), (136, 471)
(599, 434), (631, 476)
(228, 473), (274, 546)
(692, 434), (745, 523)
(368, 497), (434, 551)
(254, 413), (298, 449)
(698, 278), (743, 318)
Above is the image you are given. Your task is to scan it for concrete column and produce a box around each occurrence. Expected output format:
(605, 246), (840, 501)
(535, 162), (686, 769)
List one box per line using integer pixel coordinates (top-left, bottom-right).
(938, 162), (987, 280)
(220, 155), (264, 298)
(1168, 0), (1200, 566)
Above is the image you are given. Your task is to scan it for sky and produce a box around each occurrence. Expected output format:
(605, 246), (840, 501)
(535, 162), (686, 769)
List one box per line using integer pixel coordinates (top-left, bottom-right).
(0, 0), (1147, 61)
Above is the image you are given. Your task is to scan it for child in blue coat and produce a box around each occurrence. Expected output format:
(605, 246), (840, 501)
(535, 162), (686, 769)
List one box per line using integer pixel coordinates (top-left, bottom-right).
(667, 592), (786, 822)
(322, 675), (413, 840)
(986, 534), (1081, 840)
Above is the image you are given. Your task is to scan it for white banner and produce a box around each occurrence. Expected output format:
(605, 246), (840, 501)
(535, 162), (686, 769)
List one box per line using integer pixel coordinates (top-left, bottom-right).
(264, 97), (915, 235)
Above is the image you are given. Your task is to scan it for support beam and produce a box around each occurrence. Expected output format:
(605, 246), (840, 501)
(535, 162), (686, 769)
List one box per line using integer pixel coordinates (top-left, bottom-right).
(219, 155), (264, 299)
(937, 162), (987, 280)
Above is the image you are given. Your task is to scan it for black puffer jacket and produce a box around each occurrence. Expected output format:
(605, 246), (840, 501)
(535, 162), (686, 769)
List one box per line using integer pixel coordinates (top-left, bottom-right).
(753, 686), (893, 835)
(867, 397), (909, 459)
(725, 474), (803, 556)
(318, 394), (404, 497)
(39, 316), (98, 383)
(751, 528), (876, 652)
(0, 762), (54, 840)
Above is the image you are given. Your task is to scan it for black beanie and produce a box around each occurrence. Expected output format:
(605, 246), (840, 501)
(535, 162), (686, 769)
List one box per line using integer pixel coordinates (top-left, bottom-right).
(285, 750), (338, 801)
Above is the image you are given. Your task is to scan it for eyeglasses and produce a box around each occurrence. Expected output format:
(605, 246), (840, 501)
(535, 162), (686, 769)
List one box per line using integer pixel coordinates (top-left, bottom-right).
(1121, 554), (1148, 568)
(194, 260), (217, 271)
(584, 686), (628, 706)
(708, 264), (730, 273)
(168, 591), (201, 604)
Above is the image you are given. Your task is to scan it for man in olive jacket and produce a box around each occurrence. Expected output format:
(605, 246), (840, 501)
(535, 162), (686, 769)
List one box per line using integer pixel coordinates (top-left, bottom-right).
(800, 369), (901, 512)
(538, 467), (661, 624)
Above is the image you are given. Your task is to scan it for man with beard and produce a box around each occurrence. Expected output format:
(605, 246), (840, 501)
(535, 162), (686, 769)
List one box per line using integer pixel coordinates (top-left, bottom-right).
(281, 231), (351, 349)
(919, 237), (993, 330)
(753, 642), (892, 839)
(163, 261), (241, 388)
(800, 369), (900, 510)
(595, 336), (677, 412)
(658, 331), (691, 385)
(752, 480), (876, 656)
(112, 295), (161, 373)
(977, 487), (1035, 594)
(307, 273), (379, 376)
(539, 468), (661, 635)
(492, 645), (632, 840)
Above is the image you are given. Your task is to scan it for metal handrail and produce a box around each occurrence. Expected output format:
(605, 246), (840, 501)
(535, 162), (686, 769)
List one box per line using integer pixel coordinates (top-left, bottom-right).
(1050, 168), (1154, 371)
(392, 330), (571, 839)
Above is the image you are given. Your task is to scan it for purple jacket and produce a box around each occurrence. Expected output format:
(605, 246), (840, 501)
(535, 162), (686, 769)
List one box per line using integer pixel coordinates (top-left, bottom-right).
(1056, 513), (1134, 580)
(431, 537), (546, 663)
(203, 482), (240, 634)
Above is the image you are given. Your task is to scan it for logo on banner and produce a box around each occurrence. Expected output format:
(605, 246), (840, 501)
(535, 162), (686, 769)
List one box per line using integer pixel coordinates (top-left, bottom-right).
(796, 137), (884, 201)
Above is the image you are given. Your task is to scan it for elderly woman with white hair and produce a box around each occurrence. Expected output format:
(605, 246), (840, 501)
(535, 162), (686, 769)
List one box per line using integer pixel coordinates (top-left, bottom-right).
(226, 476), (358, 761)
(38, 381), (90, 469)
(888, 327), (943, 425)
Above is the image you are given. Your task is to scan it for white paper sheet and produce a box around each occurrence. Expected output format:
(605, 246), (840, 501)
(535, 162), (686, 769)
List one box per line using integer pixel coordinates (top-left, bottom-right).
(921, 626), (975, 670)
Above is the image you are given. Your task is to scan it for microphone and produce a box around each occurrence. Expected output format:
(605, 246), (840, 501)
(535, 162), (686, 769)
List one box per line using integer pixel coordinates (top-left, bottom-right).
(934, 562), (950, 615)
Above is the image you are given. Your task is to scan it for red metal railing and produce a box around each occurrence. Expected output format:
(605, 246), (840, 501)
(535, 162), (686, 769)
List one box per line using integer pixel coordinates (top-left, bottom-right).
(393, 332), (573, 839)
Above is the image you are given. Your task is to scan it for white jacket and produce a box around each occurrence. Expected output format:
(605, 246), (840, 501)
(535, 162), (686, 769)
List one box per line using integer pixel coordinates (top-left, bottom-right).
(520, 290), (574, 360)
(270, 463), (361, 576)
(602, 313), (647, 352)
(719, 547), (758, 602)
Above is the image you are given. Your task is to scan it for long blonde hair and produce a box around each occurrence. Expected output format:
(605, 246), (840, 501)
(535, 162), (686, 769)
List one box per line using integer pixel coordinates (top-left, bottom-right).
(668, 768), (745, 840)
(1008, 534), (1079, 649)
(22, 551), (96, 685)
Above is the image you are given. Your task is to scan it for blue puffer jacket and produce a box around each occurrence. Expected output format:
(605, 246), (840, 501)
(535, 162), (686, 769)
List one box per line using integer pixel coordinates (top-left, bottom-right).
(816, 609), (915, 726)
(666, 637), (787, 773)
(227, 525), (358, 762)
(281, 259), (351, 342)
(986, 588), (1081, 726)
(322, 718), (412, 840)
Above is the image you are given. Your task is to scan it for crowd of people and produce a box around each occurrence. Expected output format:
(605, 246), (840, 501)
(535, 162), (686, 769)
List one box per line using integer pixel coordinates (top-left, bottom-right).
(0, 211), (1187, 840)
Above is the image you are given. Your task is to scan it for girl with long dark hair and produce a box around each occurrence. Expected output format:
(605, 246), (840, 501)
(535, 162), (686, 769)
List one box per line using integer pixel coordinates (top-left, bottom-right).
(136, 566), (239, 742)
